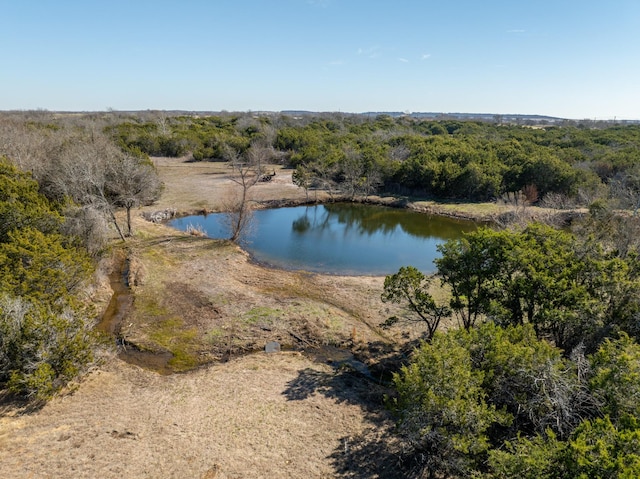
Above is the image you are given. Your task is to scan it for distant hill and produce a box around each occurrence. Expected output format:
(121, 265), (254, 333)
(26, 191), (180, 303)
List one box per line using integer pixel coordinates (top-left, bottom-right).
(4, 109), (637, 125)
(279, 110), (640, 125)
(280, 110), (566, 121)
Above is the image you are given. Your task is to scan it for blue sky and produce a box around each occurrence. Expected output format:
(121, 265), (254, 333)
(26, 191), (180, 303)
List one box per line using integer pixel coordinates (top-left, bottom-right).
(2, 0), (639, 119)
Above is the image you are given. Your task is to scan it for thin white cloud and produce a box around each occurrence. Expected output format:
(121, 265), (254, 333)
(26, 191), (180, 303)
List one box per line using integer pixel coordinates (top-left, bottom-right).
(421, 53), (432, 60)
(507, 29), (525, 33)
(357, 46), (382, 59)
(328, 60), (346, 66)
(398, 57), (409, 63)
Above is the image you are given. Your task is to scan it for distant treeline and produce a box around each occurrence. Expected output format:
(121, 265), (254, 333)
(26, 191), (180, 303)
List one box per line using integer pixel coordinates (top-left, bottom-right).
(106, 113), (640, 203)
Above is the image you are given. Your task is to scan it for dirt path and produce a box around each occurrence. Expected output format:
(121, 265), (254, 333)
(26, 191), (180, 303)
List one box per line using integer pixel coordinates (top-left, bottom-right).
(0, 157), (408, 479)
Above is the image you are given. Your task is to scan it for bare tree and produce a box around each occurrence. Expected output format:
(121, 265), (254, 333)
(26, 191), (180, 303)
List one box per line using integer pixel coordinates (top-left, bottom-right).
(610, 168), (640, 216)
(41, 133), (161, 241)
(32, 134), (120, 240)
(61, 204), (110, 255)
(495, 189), (534, 227)
(0, 117), (113, 249)
(389, 143), (411, 162)
(222, 141), (271, 242)
(106, 154), (163, 236)
(361, 166), (383, 199)
(313, 159), (338, 201)
(0, 116), (58, 173)
(154, 110), (170, 136)
(221, 187), (255, 243)
(0, 115), (162, 245)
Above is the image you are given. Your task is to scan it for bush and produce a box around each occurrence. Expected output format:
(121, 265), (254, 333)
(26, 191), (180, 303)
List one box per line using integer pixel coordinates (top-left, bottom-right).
(0, 295), (96, 400)
(392, 327), (511, 477)
(487, 416), (640, 478)
(0, 158), (62, 242)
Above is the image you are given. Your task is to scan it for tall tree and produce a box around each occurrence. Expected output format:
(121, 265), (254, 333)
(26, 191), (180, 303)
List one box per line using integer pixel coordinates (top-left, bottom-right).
(435, 228), (512, 329)
(222, 141), (271, 242)
(40, 132), (161, 240)
(434, 224), (640, 351)
(41, 133), (128, 240)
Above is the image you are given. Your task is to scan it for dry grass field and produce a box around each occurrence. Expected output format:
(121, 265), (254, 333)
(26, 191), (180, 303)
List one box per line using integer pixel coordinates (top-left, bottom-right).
(0, 352), (403, 479)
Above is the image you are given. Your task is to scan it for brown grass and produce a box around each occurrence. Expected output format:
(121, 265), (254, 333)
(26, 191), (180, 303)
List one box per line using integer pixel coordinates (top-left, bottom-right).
(0, 354), (397, 478)
(147, 157), (314, 213)
(119, 223), (406, 368)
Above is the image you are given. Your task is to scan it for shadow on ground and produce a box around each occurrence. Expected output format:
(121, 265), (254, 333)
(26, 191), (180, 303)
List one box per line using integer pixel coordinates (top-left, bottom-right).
(282, 342), (419, 479)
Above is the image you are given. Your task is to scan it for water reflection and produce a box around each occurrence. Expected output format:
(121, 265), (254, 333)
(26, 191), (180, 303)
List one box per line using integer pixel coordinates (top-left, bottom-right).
(169, 203), (477, 275)
(305, 203), (474, 240)
(291, 214), (311, 233)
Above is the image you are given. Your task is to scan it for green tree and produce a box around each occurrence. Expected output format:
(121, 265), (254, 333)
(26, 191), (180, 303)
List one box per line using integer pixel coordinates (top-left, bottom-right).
(381, 266), (451, 340)
(471, 323), (592, 440)
(434, 224), (638, 351)
(507, 224), (597, 351)
(486, 418), (640, 479)
(392, 323), (608, 478)
(0, 159), (96, 400)
(435, 228), (513, 329)
(567, 415), (640, 478)
(0, 227), (92, 305)
(487, 430), (569, 479)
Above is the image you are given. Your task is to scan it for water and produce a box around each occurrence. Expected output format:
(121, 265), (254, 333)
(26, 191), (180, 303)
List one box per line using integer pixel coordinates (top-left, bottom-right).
(169, 203), (477, 275)
(97, 253), (175, 374)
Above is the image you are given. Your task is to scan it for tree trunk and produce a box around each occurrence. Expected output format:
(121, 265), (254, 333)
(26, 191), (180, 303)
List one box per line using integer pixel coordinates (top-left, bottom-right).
(126, 206), (132, 237)
(109, 209), (126, 241)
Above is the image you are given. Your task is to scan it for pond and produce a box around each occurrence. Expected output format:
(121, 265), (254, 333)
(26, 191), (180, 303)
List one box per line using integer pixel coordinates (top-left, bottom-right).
(169, 203), (478, 275)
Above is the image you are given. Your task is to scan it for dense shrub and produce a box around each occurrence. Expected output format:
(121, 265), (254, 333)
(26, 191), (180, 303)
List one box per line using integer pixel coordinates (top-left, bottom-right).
(0, 295), (95, 400)
(394, 324), (640, 478)
(435, 224), (640, 351)
(0, 159), (96, 399)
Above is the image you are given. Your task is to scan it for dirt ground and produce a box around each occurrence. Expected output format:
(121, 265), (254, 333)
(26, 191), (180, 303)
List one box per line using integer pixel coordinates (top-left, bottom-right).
(0, 353), (403, 478)
(0, 157), (420, 479)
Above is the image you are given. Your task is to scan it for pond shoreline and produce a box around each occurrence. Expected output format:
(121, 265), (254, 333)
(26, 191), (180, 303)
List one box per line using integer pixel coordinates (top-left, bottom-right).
(167, 202), (479, 276)
(157, 194), (498, 222)
(154, 193), (584, 233)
